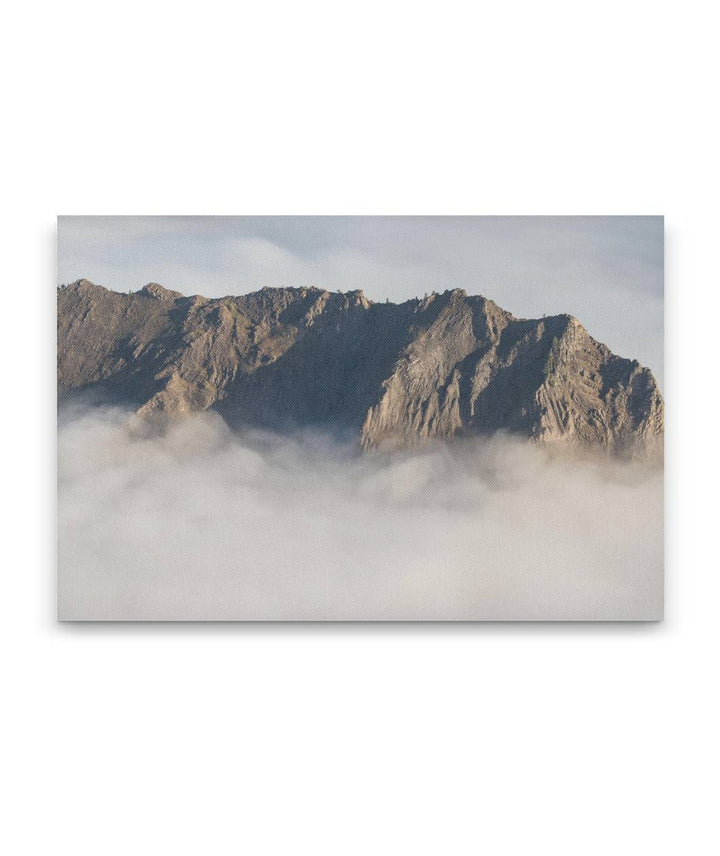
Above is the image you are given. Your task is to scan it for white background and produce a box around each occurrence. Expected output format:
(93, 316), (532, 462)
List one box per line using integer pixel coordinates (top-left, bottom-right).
(2, 1), (718, 854)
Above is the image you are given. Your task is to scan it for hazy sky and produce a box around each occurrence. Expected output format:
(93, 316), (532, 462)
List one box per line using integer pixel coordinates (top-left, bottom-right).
(58, 215), (663, 387)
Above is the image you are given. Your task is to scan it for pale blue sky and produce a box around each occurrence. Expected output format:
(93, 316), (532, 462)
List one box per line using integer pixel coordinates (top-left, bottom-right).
(58, 215), (663, 387)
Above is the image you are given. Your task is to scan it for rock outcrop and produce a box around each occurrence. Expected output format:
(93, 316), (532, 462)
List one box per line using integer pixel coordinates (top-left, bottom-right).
(57, 280), (664, 454)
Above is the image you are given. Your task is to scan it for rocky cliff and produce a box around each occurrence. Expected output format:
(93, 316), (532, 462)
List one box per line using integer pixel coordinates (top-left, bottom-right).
(57, 280), (664, 453)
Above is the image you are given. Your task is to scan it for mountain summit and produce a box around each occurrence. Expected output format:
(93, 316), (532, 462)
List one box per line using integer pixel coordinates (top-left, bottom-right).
(57, 280), (664, 453)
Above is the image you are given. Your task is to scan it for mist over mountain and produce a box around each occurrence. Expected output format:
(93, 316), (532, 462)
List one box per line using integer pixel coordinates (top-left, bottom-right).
(57, 279), (663, 453)
(58, 406), (663, 620)
(57, 279), (664, 619)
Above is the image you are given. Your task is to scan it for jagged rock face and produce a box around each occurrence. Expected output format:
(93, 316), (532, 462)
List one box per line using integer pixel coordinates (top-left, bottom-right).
(57, 280), (664, 453)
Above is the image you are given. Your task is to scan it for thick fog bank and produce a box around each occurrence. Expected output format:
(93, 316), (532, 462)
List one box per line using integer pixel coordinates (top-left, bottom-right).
(57, 407), (663, 620)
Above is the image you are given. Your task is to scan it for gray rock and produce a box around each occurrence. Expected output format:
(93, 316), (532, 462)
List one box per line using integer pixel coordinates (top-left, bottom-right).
(57, 280), (664, 455)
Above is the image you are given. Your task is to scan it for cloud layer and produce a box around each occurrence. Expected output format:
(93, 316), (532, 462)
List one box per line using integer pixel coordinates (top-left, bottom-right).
(58, 407), (663, 620)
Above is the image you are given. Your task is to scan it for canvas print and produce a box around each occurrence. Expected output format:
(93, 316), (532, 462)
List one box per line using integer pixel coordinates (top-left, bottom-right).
(57, 216), (664, 620)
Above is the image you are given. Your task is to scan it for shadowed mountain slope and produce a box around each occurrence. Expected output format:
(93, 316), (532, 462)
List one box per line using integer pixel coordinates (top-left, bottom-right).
(57, 280), (664, 453)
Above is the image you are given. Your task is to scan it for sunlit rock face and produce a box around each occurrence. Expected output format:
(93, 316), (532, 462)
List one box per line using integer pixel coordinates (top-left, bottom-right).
(58, 280), (663, 455)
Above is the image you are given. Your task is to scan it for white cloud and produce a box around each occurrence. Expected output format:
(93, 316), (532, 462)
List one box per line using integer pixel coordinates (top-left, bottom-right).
(58, 407), (663, 620)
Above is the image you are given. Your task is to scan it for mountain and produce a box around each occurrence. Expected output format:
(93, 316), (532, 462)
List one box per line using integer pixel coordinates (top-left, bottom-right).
(57, 279), (664, 453)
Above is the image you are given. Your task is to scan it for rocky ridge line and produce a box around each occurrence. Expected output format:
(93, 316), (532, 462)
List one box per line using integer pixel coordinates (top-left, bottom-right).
(57, 279), (664, 454)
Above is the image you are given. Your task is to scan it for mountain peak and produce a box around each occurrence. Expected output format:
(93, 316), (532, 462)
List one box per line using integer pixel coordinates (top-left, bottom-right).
(140, 283), (183, 301)
(57, 282), (663, 455)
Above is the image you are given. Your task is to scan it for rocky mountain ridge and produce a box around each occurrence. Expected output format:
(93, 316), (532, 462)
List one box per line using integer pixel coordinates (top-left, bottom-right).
(57, 279), (664, 453)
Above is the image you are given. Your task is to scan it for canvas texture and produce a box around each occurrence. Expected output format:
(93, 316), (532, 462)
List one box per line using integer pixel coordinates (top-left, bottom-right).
(56, 216), (664, 620)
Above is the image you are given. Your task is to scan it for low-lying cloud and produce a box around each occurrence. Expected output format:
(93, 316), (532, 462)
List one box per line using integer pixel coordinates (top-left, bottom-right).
(57, 407), (663, 620)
